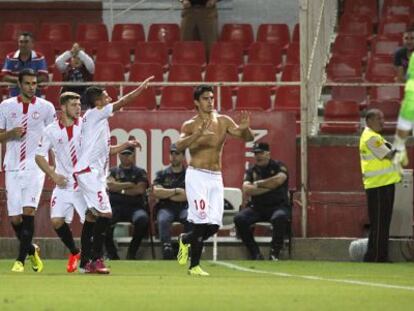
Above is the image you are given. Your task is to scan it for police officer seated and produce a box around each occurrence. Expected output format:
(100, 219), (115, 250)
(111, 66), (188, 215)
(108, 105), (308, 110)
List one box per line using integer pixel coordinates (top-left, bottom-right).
(105, 146), (149, 260)
(151, 144), (191, 259)
(234, 142), (290, 261)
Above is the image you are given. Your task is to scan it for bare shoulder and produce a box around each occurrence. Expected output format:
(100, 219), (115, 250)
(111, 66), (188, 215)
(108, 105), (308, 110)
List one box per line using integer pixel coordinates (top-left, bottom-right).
(181, 116), (199, 133)
(217, 113), (236, 126)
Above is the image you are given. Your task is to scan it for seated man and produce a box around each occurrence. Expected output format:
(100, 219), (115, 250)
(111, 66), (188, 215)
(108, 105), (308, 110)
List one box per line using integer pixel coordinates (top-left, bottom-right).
(234, 142), (290, 261)
(105, 146), (149, 260)
(152, 144), (191, 259)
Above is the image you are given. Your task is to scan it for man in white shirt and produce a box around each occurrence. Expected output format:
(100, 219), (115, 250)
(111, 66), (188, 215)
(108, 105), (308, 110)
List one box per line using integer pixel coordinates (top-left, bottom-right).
(0, 68), (56, 273)
(35, 92), (91, 273)
(74, 75), (153, 274)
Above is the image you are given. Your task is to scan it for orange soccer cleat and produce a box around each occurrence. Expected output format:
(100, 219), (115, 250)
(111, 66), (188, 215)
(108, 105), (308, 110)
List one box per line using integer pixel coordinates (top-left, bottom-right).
(67, 252), (81, 273)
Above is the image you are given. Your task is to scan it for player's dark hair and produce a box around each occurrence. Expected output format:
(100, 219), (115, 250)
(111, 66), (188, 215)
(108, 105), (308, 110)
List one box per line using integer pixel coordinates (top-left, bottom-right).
(84, 86), (104, 108)
(193, 85), (214, 101)
(18, 68), (37, 84)
(19, 31), (35, 40)
(60, 92), (81, 105)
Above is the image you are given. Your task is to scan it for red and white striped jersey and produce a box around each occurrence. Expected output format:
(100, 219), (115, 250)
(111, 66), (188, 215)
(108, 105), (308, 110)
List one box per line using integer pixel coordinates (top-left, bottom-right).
(76, 104), (113, 179)
(0, 96), (56, 171)
(36, 118), (82, 190)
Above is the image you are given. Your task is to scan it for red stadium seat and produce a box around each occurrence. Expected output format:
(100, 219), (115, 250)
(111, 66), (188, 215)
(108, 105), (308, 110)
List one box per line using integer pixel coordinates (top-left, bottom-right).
(382, 5), (413, 17)
(44, 86), (62, 108)
(320, 100), (360, 134)
(331, 86), (368, 109)
(242, 64), (277, 93)
(275, 86), (300, 114)
(1, 23), (36, 41)
(34, 41), (56, 70)
(257, 24), (290, 51)
(39, 23), (72, 42)
(331, 35), (368, 60)
(209, 42), (244, 71)
(367, 100), (400, 134)
(160, 86), (194, 110)
(247, 42), (283, 71)
(219, 23), (254, 53)
(235, 86), (272, 111)
(75, 41), (97, 56)
(292, 24), (299, 42)
(365, 58), (396, 82)
(171, 41), (206, 67)
(383, 0), (412, 7)
(326, 56), (363, 82)
(286, 42), (299, 65)
(344, 0), (378, 25)
(112, 23), (145, 55)
(148, 23), (180, 52)
(371, 38), (401, 57)
(134, 42), (169, 71)
(0, 42), (17, 60)
(94, 62), (125, 81)
(76, 23), (109, 42)
(369, 86), (403, 101)
(204, 63), (239, 96)
(122, 87), (157, 110)
(168, 64), (202, 82)
(51, 66), (63, 82)
(129, 63), (164, 95)
(378, 16), (410, 36)
(338, 17), (373, 39)
(281, 64), (300, 82)
(96, 42), (131, 70)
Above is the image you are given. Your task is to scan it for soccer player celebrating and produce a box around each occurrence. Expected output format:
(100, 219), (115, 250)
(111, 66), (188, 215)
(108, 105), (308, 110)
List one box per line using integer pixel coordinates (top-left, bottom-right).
(175, 85), (254, 276)
(73, 75), (154, 274)
(0, 68), (56, 272)
(35, 92), (93, 273)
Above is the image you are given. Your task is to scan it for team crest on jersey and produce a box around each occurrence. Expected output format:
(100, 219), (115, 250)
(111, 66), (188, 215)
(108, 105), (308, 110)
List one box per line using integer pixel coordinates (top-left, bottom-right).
(32, 111), (40, 120)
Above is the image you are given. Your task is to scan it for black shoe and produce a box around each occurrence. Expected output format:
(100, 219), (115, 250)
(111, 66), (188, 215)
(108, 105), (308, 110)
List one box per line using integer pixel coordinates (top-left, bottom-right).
(162, 243), (174, 260)
(107, 253), (120, 260)
(269, 248), (281, 261)
(252, 253), (264, 260)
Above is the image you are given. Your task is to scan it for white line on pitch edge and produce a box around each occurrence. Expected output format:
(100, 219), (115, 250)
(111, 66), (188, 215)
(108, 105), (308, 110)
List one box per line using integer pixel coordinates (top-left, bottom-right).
(213, 261), (414, 292)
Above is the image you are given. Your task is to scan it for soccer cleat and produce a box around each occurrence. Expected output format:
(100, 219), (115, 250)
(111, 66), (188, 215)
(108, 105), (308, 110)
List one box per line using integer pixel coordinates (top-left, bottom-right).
(28, 244), (43, 272)
(67, 252), (81, 273)
(94, 258), (110, 274)
(83, 261), (96, 274)
(177, 234), (190, 265)
(269, 248), (280, 261)
(11, 261), (24, 272)
(188, 265), (209, 276)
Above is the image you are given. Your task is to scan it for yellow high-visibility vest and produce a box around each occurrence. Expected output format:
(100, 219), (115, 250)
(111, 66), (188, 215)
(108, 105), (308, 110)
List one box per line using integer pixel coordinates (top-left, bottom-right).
(359, 127), (401, 189)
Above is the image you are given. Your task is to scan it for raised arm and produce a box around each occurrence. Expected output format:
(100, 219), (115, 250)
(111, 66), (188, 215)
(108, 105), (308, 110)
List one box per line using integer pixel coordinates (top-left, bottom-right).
(112, 76), (154, 112)
(226, 111), (254, 141)
(110, 139), (141, 155)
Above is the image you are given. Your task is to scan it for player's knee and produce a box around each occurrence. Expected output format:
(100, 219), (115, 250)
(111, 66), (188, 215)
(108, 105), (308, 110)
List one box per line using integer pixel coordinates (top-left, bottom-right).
(22, 207), (36, 216)
(51, 218), (65, 229)
(234, 213), (247, 227)
(10, 215), (22, 226)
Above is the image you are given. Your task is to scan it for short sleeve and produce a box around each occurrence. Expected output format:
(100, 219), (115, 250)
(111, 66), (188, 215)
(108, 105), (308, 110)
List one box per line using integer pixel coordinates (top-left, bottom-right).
(135, 168), (148, 184)
(45, 104), (57, 126)
(37, 56), (49, 74)
(36, 129), (52, 157)
(244, 167), (253, 183)
(2, 57), (13, 73)
(153, 170), (164, 185)
(108, 167), (117, 179)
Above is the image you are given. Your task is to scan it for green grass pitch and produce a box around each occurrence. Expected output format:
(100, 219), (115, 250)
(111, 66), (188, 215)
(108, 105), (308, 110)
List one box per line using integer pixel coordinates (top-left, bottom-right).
(0, 260), (413, 311)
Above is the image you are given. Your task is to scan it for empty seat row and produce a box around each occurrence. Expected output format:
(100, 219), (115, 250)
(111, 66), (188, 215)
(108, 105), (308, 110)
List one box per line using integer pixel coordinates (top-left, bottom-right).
(0, 22), (299, 53)
(43, 85), (301, 113)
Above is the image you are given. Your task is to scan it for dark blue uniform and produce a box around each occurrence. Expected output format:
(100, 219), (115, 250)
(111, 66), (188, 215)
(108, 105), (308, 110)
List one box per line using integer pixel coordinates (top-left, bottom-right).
(234, 159), (290, 260)
(154, 166), (191, 259)
(105, 165), (149, 260)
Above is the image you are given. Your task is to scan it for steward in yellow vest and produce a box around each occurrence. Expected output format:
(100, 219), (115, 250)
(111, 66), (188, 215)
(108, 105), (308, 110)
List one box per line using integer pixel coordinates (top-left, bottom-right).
(359, 109), (401, 262)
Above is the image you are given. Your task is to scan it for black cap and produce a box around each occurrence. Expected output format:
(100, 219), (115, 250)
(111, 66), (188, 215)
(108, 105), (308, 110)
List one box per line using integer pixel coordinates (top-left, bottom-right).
(170, 143), (183, 153)
(253, 142), (270, 153)
(120, 146), (135, 155)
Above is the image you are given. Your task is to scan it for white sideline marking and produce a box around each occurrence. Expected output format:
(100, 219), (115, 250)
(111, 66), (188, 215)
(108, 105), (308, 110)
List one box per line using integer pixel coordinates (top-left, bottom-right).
(214, 261), (414, 292)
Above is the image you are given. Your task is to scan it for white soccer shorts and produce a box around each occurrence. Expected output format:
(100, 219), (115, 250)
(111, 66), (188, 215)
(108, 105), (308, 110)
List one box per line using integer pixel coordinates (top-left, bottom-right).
(50, 188), (88, 223)
(5, 169), (45, 216)
(185, 166), (224, 226)
(397, 116), (414, 131)
(74, 167), (111, 214)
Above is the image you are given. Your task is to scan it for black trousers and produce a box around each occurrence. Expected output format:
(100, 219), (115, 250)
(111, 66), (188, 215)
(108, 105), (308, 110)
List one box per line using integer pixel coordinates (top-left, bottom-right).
(364, 183), (395, 262)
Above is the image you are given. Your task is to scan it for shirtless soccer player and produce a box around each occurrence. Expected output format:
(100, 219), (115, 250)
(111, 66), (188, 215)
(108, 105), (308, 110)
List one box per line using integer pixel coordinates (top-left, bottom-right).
(175, 85), (254, 276)
(73, 76), (154, 274)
